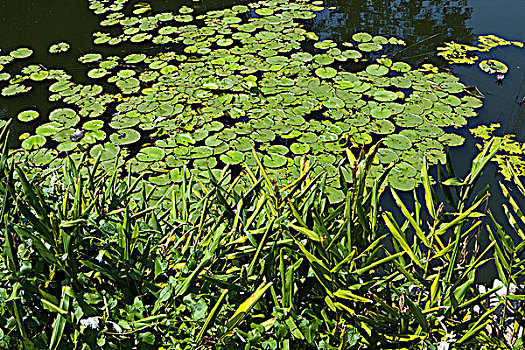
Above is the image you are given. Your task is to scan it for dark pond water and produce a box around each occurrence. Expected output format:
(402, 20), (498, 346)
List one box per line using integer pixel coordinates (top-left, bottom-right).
(0, 0), (524, 278)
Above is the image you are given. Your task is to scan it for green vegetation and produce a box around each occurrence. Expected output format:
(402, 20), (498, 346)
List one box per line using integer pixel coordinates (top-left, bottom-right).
(1, 119), (524, 349)
(1, 0), (492, 195)
(1, 0), (525, 348)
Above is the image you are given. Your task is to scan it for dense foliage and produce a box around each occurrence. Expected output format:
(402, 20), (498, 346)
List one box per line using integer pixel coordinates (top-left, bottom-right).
(0, 121), (524, 349)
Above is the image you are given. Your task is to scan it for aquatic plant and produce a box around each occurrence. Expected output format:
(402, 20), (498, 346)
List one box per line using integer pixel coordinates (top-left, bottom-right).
(437, 34), (523, 77)
(0, 118), (522, 348)
(471, 123), (525, 180)
(0, 0), (487, 196)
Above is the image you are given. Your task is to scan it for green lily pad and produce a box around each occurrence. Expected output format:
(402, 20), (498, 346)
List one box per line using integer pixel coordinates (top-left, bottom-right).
(352, 32), (372, 42)
(79, 53), (102, 63)
(88, 68), (108, 79)
(263, 152), (288, 168)
(220, 150), (244, 165)
(389, 174), (416, 191)
(190, 146), (214, 159)
(315, 67), (337, 79)
(290, 143), (310, 155)
(17, 110), (39, 122)
(110, 129), (141, 145)
(49, 42), (70, 54)
(314, 54), (335, 65)
(366, 64), (389, 76)
(323, 96), (344, 109)
(373, 90), (399, 102)
(358, 42), (382, 52)
(36, 122), (64, 137)
(377, 148), (399, 164)
(21, 135), (46, 150)
(83, 120), (104, 130)
(384, 134), (412, 150)
(2, 84), (31, 96)
(137, 147), (165, 162)
(10, 48), (33, 59)
(479, 59), (508, 74)
(438, 133), (465, 147)
(255, 8), (273, 16)
(370, 105), (392, 119)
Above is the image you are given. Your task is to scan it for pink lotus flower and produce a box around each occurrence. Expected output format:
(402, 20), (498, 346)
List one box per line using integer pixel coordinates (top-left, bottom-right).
(497, 74), (505, 80)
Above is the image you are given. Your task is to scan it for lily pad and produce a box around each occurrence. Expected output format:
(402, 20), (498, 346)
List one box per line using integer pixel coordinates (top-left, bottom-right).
(315, 67), (337, 79)
(479, 59), (508, 74)
(383, 134), (412, 150)
(36, 122), (64, 137)
(290, 143), (310, 155)
(366, 64), (389, 76)
(263, 152), (288, 168)
(220, 150), (244, 165)
(49, 42), (70, 54)
(17, 110), (39, 122)
(110, 129), (141, 145)
(21, 135), (46, 150)
(10, 48), (33, 59)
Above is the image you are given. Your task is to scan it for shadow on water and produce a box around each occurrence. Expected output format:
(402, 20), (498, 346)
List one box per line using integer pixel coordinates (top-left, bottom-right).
(308, 0), (474, 60)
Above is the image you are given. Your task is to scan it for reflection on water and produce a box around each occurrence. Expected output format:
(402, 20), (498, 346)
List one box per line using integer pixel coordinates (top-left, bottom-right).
(310, 0), (474, 61)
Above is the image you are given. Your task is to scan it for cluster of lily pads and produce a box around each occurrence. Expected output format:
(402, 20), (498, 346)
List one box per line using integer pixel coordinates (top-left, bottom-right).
(437, 34), (523, 75)
(471, 123), (525, 180)
(1, 0), (487, 196)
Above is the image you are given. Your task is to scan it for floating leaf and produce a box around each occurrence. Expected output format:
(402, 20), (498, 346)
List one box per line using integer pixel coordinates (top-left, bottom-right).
(22, 135), (46, 150)
(49, 42), (70, 54)
(384, 134), (412, 150)
(17, 110), (39, 122)
(315, 67), (337, 79)
(110, 129), (141, 145)
(10, 47), (33, 59)
(479, 59), (508, 74)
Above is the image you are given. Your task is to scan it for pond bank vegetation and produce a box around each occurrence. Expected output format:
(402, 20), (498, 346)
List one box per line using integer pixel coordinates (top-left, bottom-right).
(1, 121), (524, 349)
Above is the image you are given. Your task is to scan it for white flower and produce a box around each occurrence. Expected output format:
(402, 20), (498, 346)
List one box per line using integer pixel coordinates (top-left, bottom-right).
(80, 317), (100, 329)
(437, 331), (456, 350)
(437, 341), (450, 350)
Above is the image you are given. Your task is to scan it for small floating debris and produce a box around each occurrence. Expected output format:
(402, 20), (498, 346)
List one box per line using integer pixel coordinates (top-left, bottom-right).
(70, 129), (85, 142)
